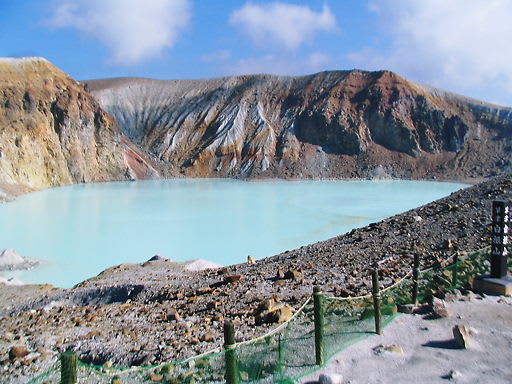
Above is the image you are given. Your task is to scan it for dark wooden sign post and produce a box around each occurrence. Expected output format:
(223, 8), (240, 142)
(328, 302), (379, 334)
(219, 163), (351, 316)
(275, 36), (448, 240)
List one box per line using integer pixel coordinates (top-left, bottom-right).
(473, 200), (512, 295)
(490, 200), (509, 278)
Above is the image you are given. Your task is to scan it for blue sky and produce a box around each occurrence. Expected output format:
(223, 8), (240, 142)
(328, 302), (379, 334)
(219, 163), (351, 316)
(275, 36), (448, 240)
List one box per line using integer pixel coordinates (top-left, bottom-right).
(1, 0), (512, 107)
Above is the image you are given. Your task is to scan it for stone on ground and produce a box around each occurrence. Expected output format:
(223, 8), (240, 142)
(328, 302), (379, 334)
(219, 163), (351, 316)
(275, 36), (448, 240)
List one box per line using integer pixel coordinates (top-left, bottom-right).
(319, 373), (343, 384)
(452, 325), (472, 348)
(431, 298), (451, 318)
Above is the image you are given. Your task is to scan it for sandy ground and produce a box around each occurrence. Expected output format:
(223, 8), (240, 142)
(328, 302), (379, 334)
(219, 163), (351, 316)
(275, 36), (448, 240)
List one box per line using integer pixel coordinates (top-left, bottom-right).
(303, 295), (512, 384)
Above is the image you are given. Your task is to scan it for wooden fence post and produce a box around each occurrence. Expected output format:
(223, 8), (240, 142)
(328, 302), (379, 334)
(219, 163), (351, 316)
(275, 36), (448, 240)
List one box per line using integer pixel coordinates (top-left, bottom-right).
(412, 253), (420, 306)
(313, 286), (325, 366)
(452, 253), (459, 288)
(276, 334), (283, 372)
(372, 269), (382, 335)
(60, 350), (77, 384)
(224, 321), (239, 384)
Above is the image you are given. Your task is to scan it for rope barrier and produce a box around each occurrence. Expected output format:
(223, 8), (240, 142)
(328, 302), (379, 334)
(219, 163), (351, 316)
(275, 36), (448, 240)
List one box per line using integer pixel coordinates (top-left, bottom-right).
(235, 296), (313, 348)
(27, 246), (494, 384)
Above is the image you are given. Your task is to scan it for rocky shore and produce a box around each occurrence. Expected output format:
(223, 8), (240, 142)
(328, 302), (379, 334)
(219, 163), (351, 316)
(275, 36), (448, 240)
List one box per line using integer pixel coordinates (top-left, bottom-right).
(0, 174), (511, 383)
(0, 249), (39, 272)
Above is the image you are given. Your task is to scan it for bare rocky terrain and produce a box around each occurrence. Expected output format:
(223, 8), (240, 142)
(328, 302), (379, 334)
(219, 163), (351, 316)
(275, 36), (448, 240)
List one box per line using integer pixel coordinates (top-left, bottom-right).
(1, 174), (510, 383)
(1, 57), (511, 196)
(0, 58), (157, 200)
(305, 294), (512, 383)
(87, 71), (512, 181)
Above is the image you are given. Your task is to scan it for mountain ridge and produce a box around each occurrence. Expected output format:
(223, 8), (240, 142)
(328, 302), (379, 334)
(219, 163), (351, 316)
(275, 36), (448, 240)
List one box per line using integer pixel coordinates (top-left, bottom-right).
(1, 58), (511, 199)
(85, 70), (512, 110)
(86, 69), (512, 180)
(0, 57), (158, 198)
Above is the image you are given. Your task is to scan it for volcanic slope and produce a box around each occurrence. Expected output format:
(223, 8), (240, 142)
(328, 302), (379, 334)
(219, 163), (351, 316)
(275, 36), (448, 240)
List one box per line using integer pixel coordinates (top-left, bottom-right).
(0, 57), (157, 198)
(87, 71), (512, 180)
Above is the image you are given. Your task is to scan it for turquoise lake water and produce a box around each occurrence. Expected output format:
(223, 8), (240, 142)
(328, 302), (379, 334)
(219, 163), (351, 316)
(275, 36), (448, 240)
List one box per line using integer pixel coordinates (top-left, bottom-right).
(0, 179), (466, 287)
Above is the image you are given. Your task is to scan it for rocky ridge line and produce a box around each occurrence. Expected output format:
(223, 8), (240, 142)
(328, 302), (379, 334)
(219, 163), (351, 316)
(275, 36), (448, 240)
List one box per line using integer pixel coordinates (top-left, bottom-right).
(87, 70), (512, 181)
(0, 57), (158, 199)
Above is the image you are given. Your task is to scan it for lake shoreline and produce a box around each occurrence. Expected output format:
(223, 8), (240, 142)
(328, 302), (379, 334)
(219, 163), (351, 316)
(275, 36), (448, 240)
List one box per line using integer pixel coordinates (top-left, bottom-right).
(0, 178), (466, 287)
(0, 173), (484, 205)
(0, 173), (510, 383)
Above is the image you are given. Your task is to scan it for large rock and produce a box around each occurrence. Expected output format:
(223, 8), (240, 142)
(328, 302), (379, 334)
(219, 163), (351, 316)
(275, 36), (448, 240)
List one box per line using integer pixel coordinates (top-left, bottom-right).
(0, 248), (38, 271)
(319, 373), (343, 384)
(149, 373), (164, 382)
(452, 325), (472, 348)
(284, 269), (303, 281)
(9, 345), (30, 360)
(224, 274), (243, 284)
(254, 299), (294, 325)
(165, 309), (180, 322)
(264, 304), (294, 324)
(431, 298), (452, 318)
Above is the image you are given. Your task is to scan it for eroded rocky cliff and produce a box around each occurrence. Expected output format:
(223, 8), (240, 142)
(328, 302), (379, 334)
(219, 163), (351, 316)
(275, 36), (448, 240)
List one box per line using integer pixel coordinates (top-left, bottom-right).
(88, 70), (512, 180)
(1, 58), (510, 195)
(0, 58), (157, 197)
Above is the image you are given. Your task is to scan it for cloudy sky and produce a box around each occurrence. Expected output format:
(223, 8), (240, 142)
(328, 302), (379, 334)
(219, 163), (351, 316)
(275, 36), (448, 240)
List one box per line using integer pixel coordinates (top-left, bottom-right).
(1, 0), (511, 106)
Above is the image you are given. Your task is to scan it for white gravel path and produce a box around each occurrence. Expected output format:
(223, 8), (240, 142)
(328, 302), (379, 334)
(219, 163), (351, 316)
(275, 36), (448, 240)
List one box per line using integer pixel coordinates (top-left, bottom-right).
(303, 295), (512, 384)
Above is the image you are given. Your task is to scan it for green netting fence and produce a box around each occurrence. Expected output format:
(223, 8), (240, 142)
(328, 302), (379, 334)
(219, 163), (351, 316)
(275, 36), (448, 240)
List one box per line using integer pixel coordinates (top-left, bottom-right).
(28, 246), (506, 384)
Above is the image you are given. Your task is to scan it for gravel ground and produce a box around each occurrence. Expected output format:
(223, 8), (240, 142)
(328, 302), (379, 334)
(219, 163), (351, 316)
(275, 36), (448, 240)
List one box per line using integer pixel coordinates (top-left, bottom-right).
(303, 293), (512, 384)
(0, 174), (510, 383)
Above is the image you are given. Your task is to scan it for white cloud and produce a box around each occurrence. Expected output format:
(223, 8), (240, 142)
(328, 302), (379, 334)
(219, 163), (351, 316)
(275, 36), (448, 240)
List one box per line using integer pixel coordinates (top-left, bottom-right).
(46, 0), (191, 65)
(228, 52), (334, 76)
(308, 52), (332, 69)
(350, 0), (512, 105)
(201, 50), (231, 63)
(230, 2), (336, 50)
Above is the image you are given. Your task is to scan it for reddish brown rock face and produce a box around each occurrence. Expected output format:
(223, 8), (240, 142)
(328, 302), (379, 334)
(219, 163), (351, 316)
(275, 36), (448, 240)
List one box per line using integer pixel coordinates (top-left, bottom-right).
(0, 58), (157, 195)
(88, 70), (512, 181)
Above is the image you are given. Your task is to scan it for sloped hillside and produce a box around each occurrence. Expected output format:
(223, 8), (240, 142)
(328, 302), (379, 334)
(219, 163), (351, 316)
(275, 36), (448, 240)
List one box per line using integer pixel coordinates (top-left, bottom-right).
(87, 70), (512, 180)
(1, 58), (510, 198)
(0, 58), (157, 198)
